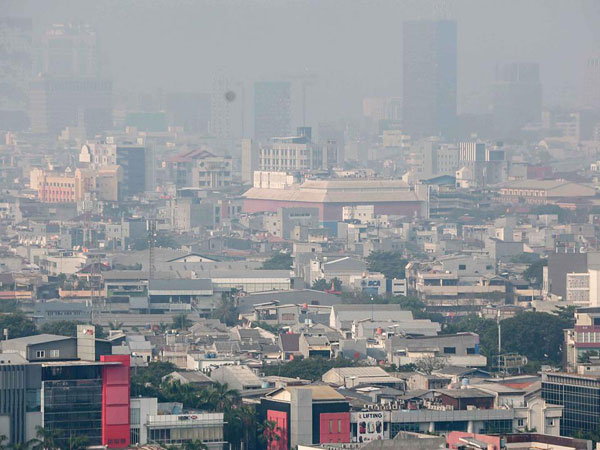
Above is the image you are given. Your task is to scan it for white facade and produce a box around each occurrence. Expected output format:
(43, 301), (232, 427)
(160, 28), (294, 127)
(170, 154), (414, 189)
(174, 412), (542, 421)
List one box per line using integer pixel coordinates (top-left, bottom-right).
(130, 397), (158, 445)
(566, 272), (590, 305)
(342, 205), (375, 223)
(589, 268), (600, 307)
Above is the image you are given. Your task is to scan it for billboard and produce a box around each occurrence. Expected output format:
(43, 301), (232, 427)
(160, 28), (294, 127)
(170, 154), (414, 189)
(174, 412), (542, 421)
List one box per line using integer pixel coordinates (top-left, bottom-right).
(356, 411), (388, 443)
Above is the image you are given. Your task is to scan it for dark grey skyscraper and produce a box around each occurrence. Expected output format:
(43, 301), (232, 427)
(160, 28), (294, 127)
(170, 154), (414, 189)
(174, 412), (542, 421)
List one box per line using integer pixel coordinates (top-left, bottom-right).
(492, 62), (542, 137)
(254, 81), (291, 140)
(402, 19), (457, 138)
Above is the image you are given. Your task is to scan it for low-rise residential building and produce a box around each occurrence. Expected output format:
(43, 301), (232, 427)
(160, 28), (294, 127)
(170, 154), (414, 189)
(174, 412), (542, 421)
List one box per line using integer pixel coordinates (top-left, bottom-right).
(209, 365), (262, 391)
(386, 333), (487, 368)
(322, 367), (405, 389)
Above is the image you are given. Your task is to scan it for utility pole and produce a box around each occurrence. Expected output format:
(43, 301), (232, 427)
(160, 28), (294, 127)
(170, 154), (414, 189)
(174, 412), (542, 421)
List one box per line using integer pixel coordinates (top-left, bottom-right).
(497, 309), (502, 374)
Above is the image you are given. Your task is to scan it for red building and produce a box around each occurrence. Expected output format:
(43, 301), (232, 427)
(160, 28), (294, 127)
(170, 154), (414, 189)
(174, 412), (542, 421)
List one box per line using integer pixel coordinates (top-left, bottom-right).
(101, 354), (131, 449)
(260, 385), (351, 450)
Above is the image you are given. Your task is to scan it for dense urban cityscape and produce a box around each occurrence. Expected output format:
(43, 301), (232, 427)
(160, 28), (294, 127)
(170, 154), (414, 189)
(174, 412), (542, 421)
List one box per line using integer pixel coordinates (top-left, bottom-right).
(1, 1), (600, 449)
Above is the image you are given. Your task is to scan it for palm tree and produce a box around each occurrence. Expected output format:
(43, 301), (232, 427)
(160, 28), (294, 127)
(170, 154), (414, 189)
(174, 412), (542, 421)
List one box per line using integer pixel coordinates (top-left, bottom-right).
(261, 420), (282, 450)
(227, 405), (257, 450)
(212, 382), (240, 411)
(67, 435), (88, 450)
(182, 440), (208, 450)
(8, 440), (35, 450)
(197, 385), (220, 411)
(108, 321), (123, 330)
(172, 313), (192, 331)
(31, 426), (59, 450)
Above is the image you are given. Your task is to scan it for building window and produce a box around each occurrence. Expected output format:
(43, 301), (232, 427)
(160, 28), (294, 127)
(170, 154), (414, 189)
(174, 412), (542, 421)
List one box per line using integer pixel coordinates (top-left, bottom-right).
(517, 419), (525, 427)
(50, 350), (60, 358)
(36, 350), (45, 358)
(458, 264), (466, 270)
(467, 347), (476, 354)
(443, 347), (456, 354)
(130, 428), (140, 445)
(131, 407), (140, 425)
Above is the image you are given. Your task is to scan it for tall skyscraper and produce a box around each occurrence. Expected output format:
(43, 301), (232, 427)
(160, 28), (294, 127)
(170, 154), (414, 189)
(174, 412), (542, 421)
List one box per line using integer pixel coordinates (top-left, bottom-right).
(0, 17), (32, 129)
(166, 92), (211, 132)
(254, 81), (291, 140)
(30, 23), (111, 136)
(210, 74), (233, 139)
(582, 55), (600, 110)
(402, 19), (457, 138)
(29, 77), (112, 135)
(40, 23), (98, 78)
(492, 62), (542, 137)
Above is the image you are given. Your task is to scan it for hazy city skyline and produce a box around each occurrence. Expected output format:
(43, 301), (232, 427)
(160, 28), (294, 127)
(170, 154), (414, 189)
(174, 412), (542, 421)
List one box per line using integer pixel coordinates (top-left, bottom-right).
(4, 0), (600, 126)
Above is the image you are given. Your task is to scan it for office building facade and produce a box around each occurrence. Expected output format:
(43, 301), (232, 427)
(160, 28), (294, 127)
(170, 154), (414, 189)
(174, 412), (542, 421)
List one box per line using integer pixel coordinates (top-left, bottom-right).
(402, 19), (457, 138)
(492, 62), (542, 136)
(542, 371), (600, 438)
(254, 81), (292, 140)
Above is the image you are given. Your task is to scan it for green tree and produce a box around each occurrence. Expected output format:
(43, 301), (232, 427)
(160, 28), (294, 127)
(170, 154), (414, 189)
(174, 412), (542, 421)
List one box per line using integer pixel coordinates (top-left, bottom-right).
(225, 405), (258, 450)
(212, 382), (240, 411)
(312, 277), (342, 292)
(510, 253), (540, 264)
(108, 321), (123, 330)
(501, 311), (572, 364)
(66, 435), (88, 450)
(212, 292), (239, 326)
(0, 299), (18, 313)
(444, 312), (572, 369)
(523, 259), (547, 286)
(131, 361), (177, 396)
(0, 435), (8, 450)
(0, 313), (37, 339)
(131, 232), (179, 250)
(366, 251), (407, 279)
(181, 440), (208, 450)
(8, 441), (34, 450)
(261, 420), (282, 449)
(172, 313), (192, 331)
(261, 253), (293, 270)
(39, 321), (106, 339)
(252, 321), (280, 334)
(578, 350), (600, 364)
(262, 357), (361, 381)
(31, 426), (59, 450)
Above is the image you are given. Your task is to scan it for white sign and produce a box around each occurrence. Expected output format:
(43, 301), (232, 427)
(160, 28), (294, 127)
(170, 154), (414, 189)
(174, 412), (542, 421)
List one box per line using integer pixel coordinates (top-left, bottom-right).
(356, 412), (387, 443)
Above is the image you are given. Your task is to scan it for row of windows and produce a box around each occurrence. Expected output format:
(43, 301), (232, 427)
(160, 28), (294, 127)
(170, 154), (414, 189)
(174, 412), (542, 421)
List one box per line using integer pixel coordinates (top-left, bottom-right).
(576, 332), (600, 343)
(35, 349), (60, 358)
(502, 189), (546, 197)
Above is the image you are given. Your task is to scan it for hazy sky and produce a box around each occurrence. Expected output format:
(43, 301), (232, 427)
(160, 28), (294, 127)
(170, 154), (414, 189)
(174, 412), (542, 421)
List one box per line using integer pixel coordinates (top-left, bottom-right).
(4, 0), (600, 124)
